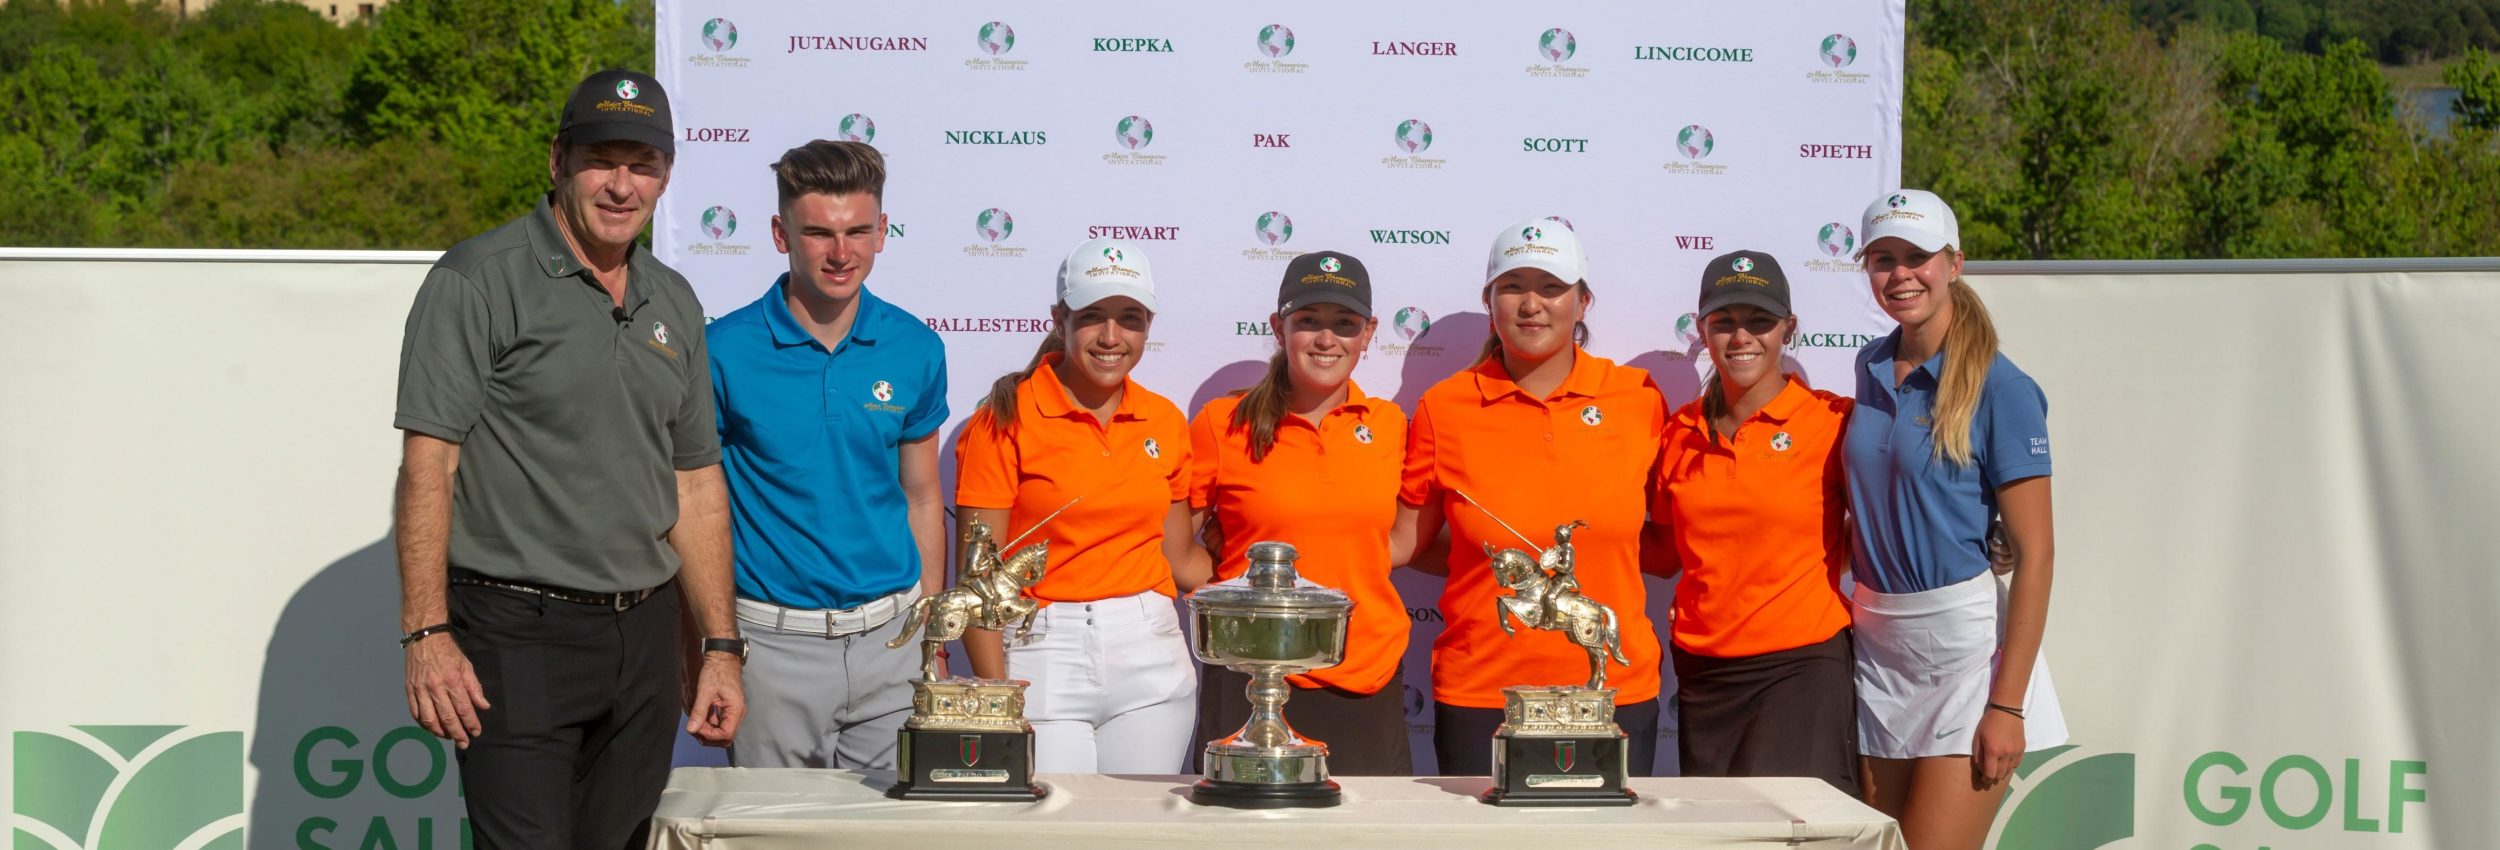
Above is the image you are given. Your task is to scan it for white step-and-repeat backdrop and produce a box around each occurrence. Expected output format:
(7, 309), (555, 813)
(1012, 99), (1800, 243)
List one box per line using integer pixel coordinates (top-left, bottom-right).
(2, 257), (2489, 849)
(651, 0), (1906, 774)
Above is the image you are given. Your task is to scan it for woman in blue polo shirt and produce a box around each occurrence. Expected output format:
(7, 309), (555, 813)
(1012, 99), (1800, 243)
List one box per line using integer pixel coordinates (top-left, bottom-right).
(1845, 189), (2066, 850)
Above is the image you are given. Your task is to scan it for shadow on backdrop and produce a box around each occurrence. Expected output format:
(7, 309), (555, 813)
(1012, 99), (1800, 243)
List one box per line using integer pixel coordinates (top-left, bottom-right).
(1393, 310), (1489, 410)
(1187, 359), (1271, 417)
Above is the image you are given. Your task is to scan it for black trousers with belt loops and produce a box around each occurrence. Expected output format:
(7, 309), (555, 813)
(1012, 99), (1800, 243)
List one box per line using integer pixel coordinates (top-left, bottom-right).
(450, 577), (682, 850)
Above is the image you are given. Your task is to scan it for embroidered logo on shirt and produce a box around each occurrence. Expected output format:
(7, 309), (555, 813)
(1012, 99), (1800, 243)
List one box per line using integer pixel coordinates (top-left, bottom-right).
(2030, 436), (2049, 456)
(1771, 431), (1793, 452)
(1143, 437), (1161, 459)
(1580, 405), (1603, 426)
(1353, 423), (1375, 444)
(651, 321), (670, 345)
(872, 380), (895, 402)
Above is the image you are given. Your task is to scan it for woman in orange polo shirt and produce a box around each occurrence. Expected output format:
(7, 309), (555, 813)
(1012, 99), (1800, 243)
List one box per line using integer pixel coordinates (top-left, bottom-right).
(955, 238), (1205, 774)
(1396, 219), (1668, 777)
(1185, 250), (1412, 776)
(1651, 250), (1859, 795)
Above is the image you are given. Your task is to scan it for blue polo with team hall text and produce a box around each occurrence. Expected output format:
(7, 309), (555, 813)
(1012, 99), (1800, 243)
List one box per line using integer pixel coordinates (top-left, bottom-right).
(710, 277), (948, 610)
(1843, 329), (2052, 595)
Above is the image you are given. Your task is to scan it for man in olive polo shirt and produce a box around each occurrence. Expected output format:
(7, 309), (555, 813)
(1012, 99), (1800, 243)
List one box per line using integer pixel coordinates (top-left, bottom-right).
(392, 69), (746, 849)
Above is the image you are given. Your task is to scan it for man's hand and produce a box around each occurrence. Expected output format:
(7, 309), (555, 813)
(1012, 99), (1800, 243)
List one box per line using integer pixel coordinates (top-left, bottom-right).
(684, 653), (746, 747)
(404, 634), (491, 749)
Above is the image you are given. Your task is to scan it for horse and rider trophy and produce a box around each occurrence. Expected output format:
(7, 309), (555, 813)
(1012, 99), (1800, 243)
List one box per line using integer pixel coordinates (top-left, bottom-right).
(1480, 520), (1638, 807)
(1185, 541), (1354, 808)
(883, 515), (1052, 801)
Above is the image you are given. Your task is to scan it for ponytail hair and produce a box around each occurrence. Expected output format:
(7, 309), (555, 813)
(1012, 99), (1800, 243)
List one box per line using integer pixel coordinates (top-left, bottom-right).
(1473, 280), (1595, 365)
(1929, 277), (1999, 467)
(980, 331), (1066, 428)
(1229, 351), (1292, 462)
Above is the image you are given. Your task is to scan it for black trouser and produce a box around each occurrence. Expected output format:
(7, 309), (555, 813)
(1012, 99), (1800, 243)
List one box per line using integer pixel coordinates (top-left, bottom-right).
(1193, 663), (1415, 776)
(1672, 628), (1861, 796)
(450, 578), (682, 850)
(1432, 697), (1660, 777)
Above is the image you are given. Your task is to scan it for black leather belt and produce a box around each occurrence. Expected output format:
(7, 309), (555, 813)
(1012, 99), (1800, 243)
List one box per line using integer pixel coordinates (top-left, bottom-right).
(449, 569), (660, 612)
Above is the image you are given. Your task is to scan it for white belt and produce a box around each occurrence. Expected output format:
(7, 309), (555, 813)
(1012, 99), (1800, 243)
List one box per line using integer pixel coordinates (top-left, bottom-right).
(736, 585), (922, 637)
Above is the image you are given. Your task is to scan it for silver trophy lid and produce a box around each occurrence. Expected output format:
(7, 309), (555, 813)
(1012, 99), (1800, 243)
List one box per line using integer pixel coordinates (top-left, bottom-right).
(1188, 541), (1352, 612)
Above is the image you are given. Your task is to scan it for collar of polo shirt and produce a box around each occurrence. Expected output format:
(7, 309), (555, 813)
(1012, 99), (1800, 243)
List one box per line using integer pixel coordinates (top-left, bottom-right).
(765, 273), (888, 350)
(1673, 374), (1815, 431)
(1030, 352), (1147, 422)
(1470, 347), (1608, 404)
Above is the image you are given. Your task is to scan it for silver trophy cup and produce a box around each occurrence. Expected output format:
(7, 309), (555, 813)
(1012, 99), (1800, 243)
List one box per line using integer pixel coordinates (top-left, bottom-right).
(1185, 541), (1352, 808)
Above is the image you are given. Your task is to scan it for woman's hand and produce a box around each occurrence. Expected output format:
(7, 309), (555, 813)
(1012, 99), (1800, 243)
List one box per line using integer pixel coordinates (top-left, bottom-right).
(1970, 707), (2026, 788)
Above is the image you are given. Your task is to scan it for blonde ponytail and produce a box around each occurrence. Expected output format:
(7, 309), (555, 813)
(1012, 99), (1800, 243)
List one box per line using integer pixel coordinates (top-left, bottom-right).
(1929, 277), (1999, 467)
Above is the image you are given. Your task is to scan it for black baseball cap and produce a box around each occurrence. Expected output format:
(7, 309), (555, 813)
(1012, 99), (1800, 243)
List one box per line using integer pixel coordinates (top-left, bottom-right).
(1276, 251), (1373, 318)
(558, 70), (674, 157)
(1696, 249), (1792, 318)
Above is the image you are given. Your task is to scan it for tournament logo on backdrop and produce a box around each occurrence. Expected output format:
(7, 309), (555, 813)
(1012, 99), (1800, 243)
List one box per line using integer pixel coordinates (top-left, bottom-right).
(1547, 215), (1576, 230)
(1675, 312), (1702, 349)
(1806, 222), (1860, 272)
(1247, 24), (1308, 74)
(1663, 124), (1727, 175)
(1810, 33), (1872, 84)
(691, 18), (750, 68)
(12, 726), (243, 850)
(689, 205), (747, 256)
(1105, 115), (1166, 166)
(1379, 306), (1445, 358)
(1528, 27), (1589, 78)
(1242, 211), (1302, 262)
(965, 208), (1025, 258)
(1384, 119), (1446, 170)
(967, 21), (1027, 71)
(838, 113), (877, 144)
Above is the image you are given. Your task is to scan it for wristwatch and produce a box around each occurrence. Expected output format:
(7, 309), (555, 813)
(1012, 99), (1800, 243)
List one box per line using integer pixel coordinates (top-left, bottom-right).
(700, 637), (749, 661)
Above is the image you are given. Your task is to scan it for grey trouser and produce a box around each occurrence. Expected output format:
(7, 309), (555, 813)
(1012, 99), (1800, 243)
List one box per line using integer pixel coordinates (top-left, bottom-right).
(729, 598), (920, 769)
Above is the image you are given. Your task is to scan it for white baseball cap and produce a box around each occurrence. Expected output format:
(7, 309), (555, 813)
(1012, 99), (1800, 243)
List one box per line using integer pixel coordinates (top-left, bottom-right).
(1856, 189), (1960, 259)
(1055, 237), (1158, 311)
(1484, 218), (1589, 286)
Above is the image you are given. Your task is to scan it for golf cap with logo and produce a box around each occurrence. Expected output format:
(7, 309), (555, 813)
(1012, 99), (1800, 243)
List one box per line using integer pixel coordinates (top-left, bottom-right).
(1276, 251), (1373, 318)
(1856, 189), (1960, 259)
(1696, 250), (1793, 319)
(1056, 237), (1159, 312)
(1485, 218), (1590, 286)
(559, 70), (674, 157)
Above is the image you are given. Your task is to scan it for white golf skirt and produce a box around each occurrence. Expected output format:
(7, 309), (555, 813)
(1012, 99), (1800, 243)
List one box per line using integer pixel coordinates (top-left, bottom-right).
(1851, 569), (2067, 759)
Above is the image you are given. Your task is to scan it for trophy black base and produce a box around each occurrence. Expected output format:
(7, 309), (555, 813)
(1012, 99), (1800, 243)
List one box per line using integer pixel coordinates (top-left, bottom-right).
(886, 727), (1046, 802)
(1190, 777), (1343, 809)
(1479, 733), (1638, 807)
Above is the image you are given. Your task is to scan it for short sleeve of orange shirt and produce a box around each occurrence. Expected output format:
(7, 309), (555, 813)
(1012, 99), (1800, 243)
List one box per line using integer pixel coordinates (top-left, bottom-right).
(1400, 350), (1669, 709)
(953, 353), (1188, 604)
(1653, 376), (1855, 659)
(1190, 385), (1409, 695)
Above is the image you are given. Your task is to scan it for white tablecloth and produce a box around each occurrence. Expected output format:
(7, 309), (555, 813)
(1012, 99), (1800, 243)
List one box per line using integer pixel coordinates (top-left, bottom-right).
(648, 768), (1904, 849)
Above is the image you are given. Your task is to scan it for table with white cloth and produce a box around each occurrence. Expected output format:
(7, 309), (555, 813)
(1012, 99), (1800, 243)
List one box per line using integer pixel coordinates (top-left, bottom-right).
(647, 768), (1904, 849)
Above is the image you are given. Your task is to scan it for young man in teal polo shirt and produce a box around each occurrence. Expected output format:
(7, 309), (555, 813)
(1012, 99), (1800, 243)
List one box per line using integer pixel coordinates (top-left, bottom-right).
(708, 140), (949, 768)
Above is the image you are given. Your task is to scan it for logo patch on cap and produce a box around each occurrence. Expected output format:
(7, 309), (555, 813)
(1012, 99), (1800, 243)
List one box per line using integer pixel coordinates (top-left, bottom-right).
(872, 380), (894, 402)
(651, 321), (669, 345)
(1888, 193), (1909, 209)
(615, 79), (640, 100)
(1102, 246), (1124, 264)
(1731, 256), (1754, 273)
(1521, 226), (1544, 242)
(1318, 256), (1343, 273)
(1143, 438), (1162, 459)
(1580, 405), (1603, 426)
(1353, 424), (1374, 444)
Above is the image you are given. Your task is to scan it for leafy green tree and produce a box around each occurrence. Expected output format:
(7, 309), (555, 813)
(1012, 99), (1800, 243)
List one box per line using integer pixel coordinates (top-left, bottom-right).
(343, 0), (652, 223)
